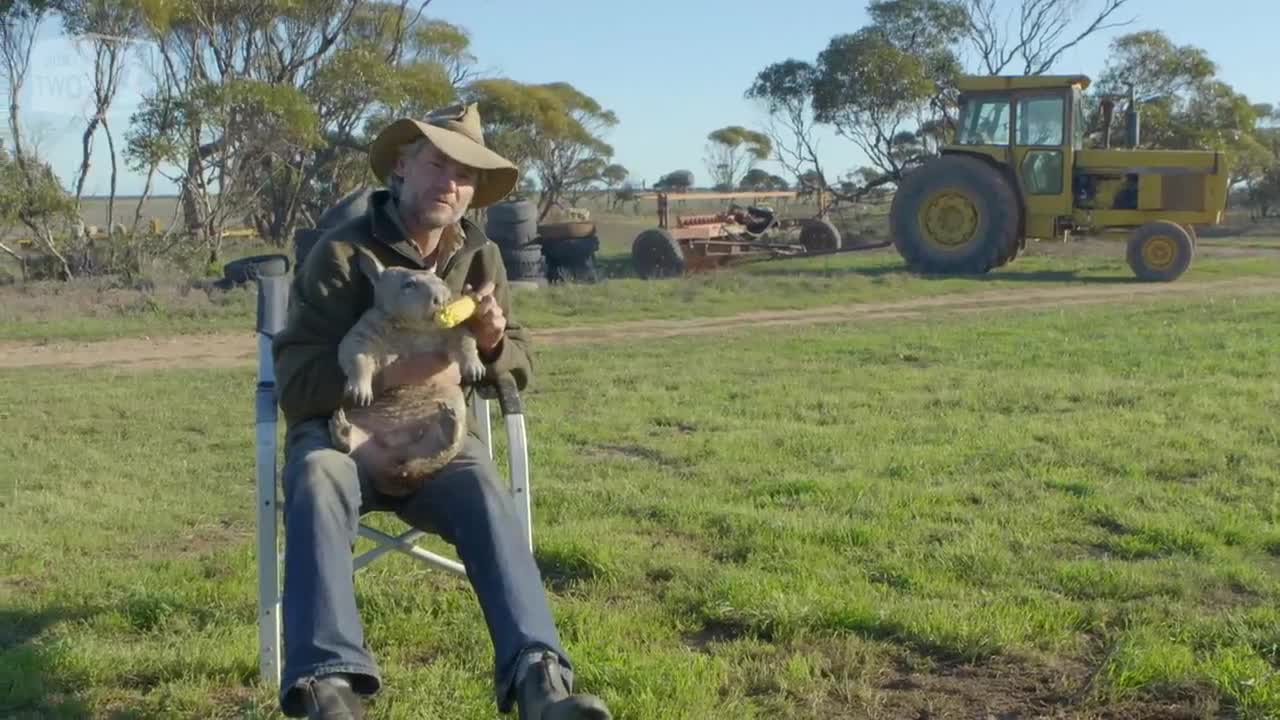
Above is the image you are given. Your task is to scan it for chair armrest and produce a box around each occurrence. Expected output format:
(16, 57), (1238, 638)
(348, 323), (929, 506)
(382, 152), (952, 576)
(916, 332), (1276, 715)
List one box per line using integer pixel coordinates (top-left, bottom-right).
(470, 372), (523, 417)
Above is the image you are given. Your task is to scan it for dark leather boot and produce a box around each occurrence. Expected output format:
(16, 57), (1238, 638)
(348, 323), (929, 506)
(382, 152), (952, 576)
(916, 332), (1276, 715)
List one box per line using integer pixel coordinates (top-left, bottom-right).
(516, 651), (612, 720)
(300, 674), (366, 720)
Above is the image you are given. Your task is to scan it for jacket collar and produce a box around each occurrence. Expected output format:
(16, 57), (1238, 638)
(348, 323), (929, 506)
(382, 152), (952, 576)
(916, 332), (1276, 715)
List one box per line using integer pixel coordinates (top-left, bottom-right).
(366, 188), (488, 273)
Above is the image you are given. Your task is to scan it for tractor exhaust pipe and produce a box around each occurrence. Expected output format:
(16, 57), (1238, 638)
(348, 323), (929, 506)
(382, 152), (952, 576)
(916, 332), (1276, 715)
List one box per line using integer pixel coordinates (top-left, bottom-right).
(1124, 82), (1141, 148)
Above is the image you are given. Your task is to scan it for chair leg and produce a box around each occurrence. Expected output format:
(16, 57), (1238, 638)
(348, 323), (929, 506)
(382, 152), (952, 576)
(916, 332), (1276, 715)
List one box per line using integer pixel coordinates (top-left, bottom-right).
(505, 412), (532, 552)
(255, 335), (282, 688)
(357, 525), (467, 575)
(472, 393), (493, 460)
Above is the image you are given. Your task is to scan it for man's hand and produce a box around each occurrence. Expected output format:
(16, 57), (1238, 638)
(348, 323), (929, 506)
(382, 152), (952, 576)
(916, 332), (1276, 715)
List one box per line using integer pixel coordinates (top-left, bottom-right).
(464, 281), (506, 356)
(378, 351), (460, 392)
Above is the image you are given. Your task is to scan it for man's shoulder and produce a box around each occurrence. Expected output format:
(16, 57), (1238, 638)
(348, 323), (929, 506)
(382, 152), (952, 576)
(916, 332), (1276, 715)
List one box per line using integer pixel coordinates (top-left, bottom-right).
(298, 212), (392, 279)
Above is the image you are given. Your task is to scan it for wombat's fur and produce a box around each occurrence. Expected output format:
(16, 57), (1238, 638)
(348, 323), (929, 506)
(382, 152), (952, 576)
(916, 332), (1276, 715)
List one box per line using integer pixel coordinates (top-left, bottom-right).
(329, 251), (485, 497)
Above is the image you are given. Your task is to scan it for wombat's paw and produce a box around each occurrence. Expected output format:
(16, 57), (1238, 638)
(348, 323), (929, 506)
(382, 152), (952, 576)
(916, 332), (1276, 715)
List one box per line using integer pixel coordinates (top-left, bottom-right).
(345, 378), (374, 407)
(460, 355), (486, 383)
(330, 409), (353, 452)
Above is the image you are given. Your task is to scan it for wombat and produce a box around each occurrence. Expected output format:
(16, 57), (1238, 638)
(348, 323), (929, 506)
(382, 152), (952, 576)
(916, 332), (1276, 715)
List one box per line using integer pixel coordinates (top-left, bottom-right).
(329, 250), (486, 497)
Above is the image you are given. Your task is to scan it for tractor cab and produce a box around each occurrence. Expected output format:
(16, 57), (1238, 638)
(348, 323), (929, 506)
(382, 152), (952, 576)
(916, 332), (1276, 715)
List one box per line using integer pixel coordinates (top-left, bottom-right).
(945, 74), (1091, 239)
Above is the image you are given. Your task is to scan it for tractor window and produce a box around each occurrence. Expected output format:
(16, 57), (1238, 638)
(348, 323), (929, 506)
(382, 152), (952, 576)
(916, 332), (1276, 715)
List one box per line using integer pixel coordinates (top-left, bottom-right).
(955, 96), (1010, 146)
(1016, 96), (1066, 146)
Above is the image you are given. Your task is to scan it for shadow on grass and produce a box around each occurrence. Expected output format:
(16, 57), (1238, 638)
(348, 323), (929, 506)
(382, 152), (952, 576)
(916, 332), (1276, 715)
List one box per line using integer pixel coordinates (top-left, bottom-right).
(0, 606), (96, 718)
(0, 604), (266, 718)
(747, 263), (1138, 285)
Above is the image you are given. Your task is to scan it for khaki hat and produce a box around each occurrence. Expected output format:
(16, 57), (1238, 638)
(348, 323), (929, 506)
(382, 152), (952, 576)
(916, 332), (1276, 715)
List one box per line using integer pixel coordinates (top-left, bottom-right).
(369, 103), (519, 208)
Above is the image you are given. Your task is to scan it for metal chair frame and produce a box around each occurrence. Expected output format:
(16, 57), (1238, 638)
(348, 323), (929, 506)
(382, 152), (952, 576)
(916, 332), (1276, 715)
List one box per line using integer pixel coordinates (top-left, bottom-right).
(252, 268), (532, 687)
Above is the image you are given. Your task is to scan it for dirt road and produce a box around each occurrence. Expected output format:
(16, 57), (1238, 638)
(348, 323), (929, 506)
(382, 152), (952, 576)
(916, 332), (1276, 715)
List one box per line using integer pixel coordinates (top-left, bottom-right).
(1, 277), (1276, 371)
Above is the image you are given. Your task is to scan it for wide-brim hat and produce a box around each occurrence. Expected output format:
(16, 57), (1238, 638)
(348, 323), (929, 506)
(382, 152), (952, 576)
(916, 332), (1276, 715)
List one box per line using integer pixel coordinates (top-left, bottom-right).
(369, 103), (519, 208)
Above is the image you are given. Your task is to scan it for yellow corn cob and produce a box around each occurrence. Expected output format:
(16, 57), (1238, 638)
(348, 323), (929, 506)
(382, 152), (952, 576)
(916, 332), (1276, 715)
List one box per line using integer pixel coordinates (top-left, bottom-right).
(434, 295), (477, 328)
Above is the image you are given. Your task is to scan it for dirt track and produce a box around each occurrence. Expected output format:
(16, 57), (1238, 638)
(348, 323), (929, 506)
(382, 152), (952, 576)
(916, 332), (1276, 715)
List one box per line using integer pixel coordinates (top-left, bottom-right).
(1, 277), (1276, 371)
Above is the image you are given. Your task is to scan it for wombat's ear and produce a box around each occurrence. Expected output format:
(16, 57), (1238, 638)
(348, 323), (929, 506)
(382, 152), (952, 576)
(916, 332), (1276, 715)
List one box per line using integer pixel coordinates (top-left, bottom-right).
(355, 251), (385, 285)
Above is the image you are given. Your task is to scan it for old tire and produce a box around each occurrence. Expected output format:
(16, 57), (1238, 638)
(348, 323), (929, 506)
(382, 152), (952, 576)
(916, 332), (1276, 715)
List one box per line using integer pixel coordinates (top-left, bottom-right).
(486, 200), (539, 249)
(631, 228), (685, 279)
(1126, 221), (1194, 282)
(890, 155), (1019, 275)
(543, 236), (601, 284)
(487, 218), (539, 249)
(223, 254), (290, 285)
(538, 221), (596, 240)
(294, 228), (322, 267)
(318, 187), (373, 231)
(799, 218), (842, 253)
(501, 245), (546, 282)
(487, 199), (537, 224)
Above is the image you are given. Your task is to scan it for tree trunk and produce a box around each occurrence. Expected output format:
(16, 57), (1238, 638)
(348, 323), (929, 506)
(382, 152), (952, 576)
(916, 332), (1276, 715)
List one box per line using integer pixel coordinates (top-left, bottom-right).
(74, 116), (101, 207)
(23, 216), (73, 281)
(104, 119), (119, 230)
(0, 240), (24, 281)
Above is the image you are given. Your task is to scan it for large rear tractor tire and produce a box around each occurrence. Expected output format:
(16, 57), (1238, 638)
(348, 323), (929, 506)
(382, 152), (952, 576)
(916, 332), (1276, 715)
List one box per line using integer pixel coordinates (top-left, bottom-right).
(631, 228), (685, 279)
(889, 155), (1021, 275)
(1126, 221), (1194, 282)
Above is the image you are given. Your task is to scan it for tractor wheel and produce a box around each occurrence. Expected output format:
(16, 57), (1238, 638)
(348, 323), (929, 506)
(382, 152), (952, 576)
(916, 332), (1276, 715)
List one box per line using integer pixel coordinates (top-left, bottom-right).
(889, 155), (1020, 274)
(799, 218), (842, 253)
(1126, 221), (1194, 282)
(632, 228), (685, 279)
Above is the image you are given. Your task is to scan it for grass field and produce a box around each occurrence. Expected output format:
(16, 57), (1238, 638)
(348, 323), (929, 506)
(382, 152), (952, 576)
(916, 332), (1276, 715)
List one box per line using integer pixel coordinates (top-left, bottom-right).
(4, 235), (1280, 345)
(3, 289), (1279, 719)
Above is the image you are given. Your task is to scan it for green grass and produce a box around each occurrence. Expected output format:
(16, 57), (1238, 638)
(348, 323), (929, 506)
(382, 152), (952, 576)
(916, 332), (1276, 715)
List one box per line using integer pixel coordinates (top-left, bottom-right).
(3, 291), (1279, 718)
(4, 242), (1280, 344)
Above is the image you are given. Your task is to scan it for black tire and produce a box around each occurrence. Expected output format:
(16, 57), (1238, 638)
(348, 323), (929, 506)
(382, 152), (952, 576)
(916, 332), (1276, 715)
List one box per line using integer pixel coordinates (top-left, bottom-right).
(544, 236), (601, 284)
(889, 155), (1020, 274)
(548, 255), (600, 284)
(799, 218), (842, 253)
(631, 228), (685, 279)
(538, 221), (597, 240)
(294, 228), (322, 268)
(318, 187), (373, 231)
(541, 236), (600, 264)
(487, 199), (537, 224)
(1126, 221), (1194, 282)
(486, 217), (539, 249)
(223, 254), (290, 285)
(501, 246), (546, 282)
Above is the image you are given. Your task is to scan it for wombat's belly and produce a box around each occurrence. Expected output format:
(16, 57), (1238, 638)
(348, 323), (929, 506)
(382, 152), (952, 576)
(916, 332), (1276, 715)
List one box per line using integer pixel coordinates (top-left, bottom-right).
(343, 381), (469, 496)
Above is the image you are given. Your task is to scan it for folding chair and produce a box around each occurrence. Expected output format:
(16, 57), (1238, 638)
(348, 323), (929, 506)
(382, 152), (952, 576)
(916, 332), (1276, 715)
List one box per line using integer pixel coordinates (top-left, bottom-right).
(251, 258), (533, 688)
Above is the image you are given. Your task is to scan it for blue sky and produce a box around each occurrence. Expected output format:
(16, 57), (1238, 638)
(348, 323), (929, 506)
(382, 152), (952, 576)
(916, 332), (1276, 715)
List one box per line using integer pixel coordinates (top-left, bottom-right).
(14, 0), (1278, 197)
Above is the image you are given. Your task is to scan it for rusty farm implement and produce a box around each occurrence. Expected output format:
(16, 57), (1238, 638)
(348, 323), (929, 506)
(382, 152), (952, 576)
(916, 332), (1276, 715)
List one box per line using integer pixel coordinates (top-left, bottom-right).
(629, 190), (890, 278)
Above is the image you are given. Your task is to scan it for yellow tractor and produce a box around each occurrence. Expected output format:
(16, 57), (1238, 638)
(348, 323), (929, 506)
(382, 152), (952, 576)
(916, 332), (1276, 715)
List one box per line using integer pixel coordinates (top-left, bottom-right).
(889, 74), (1231, 281)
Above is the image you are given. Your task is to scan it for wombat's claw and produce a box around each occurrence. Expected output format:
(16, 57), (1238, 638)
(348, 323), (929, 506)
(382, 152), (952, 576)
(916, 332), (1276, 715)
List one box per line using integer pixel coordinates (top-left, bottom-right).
(461, 358), (486, 384)
(345, 379), (374, 407)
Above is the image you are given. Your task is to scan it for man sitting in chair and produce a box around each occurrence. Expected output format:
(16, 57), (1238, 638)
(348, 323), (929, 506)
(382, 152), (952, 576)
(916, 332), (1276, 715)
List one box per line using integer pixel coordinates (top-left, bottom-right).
(271, 103), (612, 720)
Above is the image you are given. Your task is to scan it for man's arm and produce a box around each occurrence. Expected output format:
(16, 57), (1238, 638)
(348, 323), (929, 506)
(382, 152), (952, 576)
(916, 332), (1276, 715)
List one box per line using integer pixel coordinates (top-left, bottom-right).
(272, 237), (364, 425)
(473, 244), (533, 391)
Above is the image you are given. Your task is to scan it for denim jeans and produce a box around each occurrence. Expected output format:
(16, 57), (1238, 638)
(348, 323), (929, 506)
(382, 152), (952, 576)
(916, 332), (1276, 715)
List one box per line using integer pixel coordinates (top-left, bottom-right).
(277, 417), (573, 717)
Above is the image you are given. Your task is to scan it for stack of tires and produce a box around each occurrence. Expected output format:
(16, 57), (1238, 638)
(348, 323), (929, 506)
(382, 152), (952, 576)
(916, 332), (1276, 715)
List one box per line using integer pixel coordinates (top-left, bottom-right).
(484, 199), (545, 284)
(538, 221), (601, 284)
(293, 186), (374, 268)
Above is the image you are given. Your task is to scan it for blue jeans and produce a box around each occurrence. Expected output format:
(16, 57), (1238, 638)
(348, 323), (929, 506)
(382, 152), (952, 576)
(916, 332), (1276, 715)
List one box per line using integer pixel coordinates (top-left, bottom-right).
(277, 417), (573, 717)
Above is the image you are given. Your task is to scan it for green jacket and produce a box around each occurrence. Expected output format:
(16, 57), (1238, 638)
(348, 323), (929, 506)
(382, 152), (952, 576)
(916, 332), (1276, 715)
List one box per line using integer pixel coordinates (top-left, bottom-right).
(272, 188), (533, 430)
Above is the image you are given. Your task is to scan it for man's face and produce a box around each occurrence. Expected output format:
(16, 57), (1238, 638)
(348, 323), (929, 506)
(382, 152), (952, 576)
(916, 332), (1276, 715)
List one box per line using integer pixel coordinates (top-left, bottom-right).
(395, 141), (478, 230)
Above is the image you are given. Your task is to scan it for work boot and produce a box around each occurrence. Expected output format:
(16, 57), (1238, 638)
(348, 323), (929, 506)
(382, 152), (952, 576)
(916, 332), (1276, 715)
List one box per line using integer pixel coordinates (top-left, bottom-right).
(300, 674), (366, 720)
(516, 651), (612, 720)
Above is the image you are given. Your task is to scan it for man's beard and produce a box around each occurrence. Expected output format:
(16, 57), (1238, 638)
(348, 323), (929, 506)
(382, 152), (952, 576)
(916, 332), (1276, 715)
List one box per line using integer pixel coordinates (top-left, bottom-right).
(409, 194), (463, 230)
